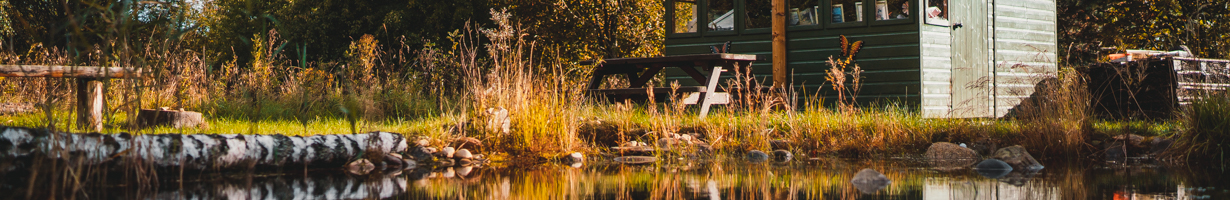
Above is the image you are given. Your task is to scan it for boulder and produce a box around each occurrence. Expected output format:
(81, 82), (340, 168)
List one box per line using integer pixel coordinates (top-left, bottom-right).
(974, 159), (1013, 170)
(613, 156), (658, 165)
(435, 147), (456, 159)
(968, 138), (1000, 156)
(656, 138), (684, 148)
(770, 139), (794, 150)
(924, 142), (981, 170)
(578, 119), (622, 147)
(850, 168), (891, 194)
(454, 149), (473, 160)
(990, 145), (1044, 171)
(611, 146), (656, 156)
(137, 108), (208, 128)
(383, 153), (405, 168)
(1149, 137), (1173, 155)
(345, 159), (375, 175)
(450, 137), (483, 153)
(747, 150), (769, 163)
(566, 152), (585, 163)
(408, 146), (437, 161)
(771, 150), (793, 162)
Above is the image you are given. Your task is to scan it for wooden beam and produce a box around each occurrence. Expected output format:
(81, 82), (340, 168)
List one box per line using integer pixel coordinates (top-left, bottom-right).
(771, 0), (787, 88)
(0, 65), (141, 78)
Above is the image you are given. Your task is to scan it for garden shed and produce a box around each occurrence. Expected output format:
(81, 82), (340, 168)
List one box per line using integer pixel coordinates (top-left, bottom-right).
(662, 0), (1057, 118)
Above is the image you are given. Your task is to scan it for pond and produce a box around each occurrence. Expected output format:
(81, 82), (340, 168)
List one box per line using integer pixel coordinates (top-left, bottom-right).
(3, 156), (1228, 199)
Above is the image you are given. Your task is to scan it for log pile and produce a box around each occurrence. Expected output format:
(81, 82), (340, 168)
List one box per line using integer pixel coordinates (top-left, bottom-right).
(0, 126), (409, 171)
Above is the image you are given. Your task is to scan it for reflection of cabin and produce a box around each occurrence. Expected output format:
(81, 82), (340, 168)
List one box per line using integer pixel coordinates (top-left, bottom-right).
(663, 0), (1057, 118)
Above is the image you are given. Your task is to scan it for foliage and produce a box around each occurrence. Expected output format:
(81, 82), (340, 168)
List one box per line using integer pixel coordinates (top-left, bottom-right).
(1059, 0), (1230, 64)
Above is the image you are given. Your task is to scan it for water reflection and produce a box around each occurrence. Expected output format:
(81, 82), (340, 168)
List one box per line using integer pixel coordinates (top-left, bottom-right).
(5, 158), (1229, 199)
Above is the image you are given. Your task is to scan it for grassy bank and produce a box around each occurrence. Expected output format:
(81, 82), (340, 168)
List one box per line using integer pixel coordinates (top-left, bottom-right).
(0, 9), (1212, 164)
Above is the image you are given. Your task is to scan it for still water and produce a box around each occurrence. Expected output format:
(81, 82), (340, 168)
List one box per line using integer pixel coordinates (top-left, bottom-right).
(5, 156), (1228, 199)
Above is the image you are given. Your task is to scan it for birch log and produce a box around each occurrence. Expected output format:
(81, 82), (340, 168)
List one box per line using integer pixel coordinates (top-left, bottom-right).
(0, 126), (408, 171)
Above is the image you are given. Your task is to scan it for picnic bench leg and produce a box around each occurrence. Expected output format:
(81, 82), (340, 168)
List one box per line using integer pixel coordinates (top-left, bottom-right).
(588, 69), (607, 89)
(697, 66), (724, 119)
(76, 78), (104, 131)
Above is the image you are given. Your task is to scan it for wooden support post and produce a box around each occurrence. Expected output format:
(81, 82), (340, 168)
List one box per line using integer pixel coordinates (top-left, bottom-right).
(75, 78), (103, 132)
(697, 66), (724, 119)
(771, 0), (788, 88)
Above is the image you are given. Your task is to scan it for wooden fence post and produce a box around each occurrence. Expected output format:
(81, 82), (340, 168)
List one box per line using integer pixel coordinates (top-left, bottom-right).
(772, 0), (788, 88)
(76, 78), (103, 132)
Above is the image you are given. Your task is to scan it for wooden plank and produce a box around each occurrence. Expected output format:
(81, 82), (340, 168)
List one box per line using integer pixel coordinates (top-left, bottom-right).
(682, 92), (730, 105)
(579, 53), (756, 66)
(589, 86), (707, 95)
(629, 66), (664, 88)
(1, 65), (141, 78)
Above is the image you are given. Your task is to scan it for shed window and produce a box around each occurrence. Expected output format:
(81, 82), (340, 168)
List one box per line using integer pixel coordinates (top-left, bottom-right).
(745, 0), (772, 29)
(708, 0), (736, 31)
(831, 0), (863, 23)
(790, 0), (821, 26)
(674, 0), (698, 33)
(875, 0), (910, 21)
(925, 0), (948, 24)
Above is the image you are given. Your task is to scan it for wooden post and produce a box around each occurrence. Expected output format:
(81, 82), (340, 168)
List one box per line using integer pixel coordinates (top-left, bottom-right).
(76, 78), (103, 131)
(771, 0), (788, 88)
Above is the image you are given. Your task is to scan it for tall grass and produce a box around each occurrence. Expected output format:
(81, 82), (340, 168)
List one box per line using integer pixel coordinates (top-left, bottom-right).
(1168, 92), (1230, 164)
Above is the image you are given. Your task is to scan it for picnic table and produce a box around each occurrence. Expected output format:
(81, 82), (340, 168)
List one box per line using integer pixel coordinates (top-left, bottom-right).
(580, 53), (757, 118)
(1, 65), (142, 131)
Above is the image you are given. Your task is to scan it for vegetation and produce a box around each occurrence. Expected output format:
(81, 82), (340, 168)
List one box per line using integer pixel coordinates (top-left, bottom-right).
(0, 0), (1227, 165)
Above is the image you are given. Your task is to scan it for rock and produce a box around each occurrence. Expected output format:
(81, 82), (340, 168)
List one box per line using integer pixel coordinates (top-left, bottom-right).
(454, 149), (473, 160)
(998, 170), (1039, 186)
(401, 158), (418, 170)
(455, 166), (474, 177)
(968, 138), (1000, 156)
(408, 146), (437, 161)
(137, 108), (208, 128)
(974, 159), (1013, 178)
(485, 107), (511, 134)
(657, 138), (683, 148)
(451, 137), (483, 154)
(436, 147), (456, 159)
(850, 168), (891, 194)
(611, 146), (656, 156)
(578, 119), (622, 147)
(770, 140), (794, 150)
(415, 138), (431, 147)
(566, 152), (585, 163)
(0, 102), (36, 115)
(1112, 134), (1148, 148)
(384, 153), (405, 167)
(974, 159), (1013, 170)
(924, 142), (981, 170)
(345, 159), (375, 175)
(771, 150), (793, 162)
(692, 143), (714, 156)
(746, 150), (769, 163)
(1149, 137), (1173, 155)
(1105, 142), (1126, 162)
(990, 145), (1044, 171)
(613, 156), (658, 165)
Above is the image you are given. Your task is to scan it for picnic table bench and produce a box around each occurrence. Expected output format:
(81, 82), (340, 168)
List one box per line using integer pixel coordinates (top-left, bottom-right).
(580, 53), (757, 118)
(1, 65), (142, 131)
